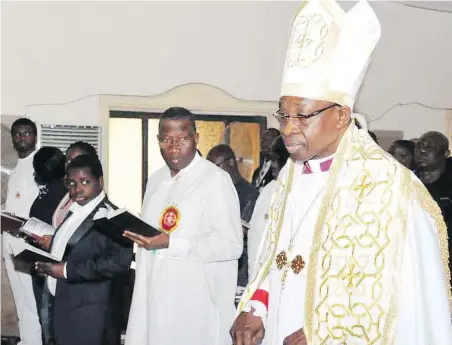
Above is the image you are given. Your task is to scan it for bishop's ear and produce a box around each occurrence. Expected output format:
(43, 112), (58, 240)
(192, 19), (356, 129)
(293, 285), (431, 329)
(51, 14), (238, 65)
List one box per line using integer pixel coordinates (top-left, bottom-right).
(336, 106), (352, 129)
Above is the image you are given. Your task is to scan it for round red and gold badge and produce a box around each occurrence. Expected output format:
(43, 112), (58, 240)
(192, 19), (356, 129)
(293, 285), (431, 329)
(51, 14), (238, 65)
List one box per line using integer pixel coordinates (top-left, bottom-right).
(159, 206), (180, 233)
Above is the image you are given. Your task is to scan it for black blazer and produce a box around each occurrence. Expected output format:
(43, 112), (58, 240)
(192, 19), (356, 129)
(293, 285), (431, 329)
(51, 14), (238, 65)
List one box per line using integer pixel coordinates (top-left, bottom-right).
(52, 198), (133, 345)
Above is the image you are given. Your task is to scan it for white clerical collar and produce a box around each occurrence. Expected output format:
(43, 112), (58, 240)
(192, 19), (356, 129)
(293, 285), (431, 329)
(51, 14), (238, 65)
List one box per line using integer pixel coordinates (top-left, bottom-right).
(69, 190), (106, 214)
(303, 154), (335, 174)
(171, 152), (201, 181)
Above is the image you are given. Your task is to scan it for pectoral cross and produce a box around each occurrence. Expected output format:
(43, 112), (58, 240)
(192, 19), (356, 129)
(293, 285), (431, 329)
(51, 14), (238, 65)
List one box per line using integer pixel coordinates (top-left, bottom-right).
(341, 264), (361, 288)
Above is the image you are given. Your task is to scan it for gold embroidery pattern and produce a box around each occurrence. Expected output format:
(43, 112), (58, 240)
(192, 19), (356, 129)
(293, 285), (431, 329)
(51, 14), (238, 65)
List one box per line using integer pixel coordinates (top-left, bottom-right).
(286, 9), (329, 69)
(413, 182), (452, 309)
(305, 125), (409, 345)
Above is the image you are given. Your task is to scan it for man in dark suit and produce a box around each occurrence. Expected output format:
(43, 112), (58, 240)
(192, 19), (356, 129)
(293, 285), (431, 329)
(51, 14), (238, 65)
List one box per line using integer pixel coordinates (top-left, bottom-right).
(36, 155), (133, 345)
(207, 144), (259, 289)
(252, 128), (280, 191)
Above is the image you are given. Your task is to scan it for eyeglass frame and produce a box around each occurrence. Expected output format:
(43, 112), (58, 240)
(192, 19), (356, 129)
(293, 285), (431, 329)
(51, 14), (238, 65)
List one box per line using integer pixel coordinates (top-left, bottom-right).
(273, 103), (340, 124)
(157, 135), (194, 148)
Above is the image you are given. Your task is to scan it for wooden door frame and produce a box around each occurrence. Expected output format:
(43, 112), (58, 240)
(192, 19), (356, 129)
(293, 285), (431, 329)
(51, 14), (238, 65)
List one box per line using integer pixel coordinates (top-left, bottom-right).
(110, 110), (267, 198)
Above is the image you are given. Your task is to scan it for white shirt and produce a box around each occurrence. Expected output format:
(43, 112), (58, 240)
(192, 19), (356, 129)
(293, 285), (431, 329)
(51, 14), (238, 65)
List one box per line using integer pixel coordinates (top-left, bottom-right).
(5, 151), (39, 219)
(47, 191), (106, 296)
(125, 153), (243, 345)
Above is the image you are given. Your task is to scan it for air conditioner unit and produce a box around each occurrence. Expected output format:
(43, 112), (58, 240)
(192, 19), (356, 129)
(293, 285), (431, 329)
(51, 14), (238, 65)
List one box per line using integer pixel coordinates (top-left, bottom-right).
(39, 124), (101, 157)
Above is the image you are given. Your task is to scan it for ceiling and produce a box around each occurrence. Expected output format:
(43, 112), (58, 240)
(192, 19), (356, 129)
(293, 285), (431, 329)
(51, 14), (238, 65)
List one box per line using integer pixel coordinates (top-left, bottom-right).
(395, 1), (452, 13)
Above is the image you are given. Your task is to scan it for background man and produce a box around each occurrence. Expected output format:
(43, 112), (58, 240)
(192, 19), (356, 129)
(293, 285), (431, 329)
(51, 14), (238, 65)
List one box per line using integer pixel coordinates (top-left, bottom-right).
(207, 144), (259, 288)
(252, 128), (280, 191)
(124, 107), (243, 345)
(2, 118), (42, 345)
(415, 131), (452, 277)
(231, 1), (452, 345)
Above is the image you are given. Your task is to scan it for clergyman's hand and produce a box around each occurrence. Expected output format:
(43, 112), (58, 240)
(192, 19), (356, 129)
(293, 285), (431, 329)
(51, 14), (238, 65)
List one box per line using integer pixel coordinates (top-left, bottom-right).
(230, 309), (264, 345)
(283, 328), (307, 345)
(123, 231), (169, 250)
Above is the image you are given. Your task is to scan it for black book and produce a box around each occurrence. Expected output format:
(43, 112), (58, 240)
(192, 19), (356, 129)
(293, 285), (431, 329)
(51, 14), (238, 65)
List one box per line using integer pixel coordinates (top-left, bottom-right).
(7, 235), (60, 263)
(94, 209), (161, 247)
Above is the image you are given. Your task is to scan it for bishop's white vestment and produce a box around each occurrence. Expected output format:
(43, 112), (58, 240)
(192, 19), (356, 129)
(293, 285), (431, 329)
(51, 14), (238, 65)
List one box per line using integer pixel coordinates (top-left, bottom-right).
(125, 153), (243, 345)
(238, 125), (452, 345)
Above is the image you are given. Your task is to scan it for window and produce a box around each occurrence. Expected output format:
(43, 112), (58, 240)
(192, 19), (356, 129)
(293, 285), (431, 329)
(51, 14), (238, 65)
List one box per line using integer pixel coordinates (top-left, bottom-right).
(108, 111), (266, 214)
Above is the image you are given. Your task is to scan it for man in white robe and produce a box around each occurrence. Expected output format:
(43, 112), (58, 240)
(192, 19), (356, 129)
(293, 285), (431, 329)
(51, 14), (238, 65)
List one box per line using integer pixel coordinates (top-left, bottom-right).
(231, 1), (452, 345)
(2, 118), (41, 345)
(124, 107), (243, 345)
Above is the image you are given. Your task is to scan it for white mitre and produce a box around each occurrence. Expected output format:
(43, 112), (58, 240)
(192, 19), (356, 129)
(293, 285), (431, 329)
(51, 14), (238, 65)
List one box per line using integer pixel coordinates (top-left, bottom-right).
(280, 0), (381, 109)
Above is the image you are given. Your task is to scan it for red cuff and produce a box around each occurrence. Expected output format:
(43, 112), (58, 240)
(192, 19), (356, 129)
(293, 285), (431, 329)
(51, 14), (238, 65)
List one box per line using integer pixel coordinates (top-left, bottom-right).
(251, 289), (269, 309)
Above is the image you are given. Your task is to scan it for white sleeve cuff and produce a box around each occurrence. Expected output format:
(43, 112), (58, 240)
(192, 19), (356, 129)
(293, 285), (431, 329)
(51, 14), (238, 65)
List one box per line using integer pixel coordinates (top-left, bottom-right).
(168, 236), (190, 258)
(63, 262), (68, 279)
(242, 300), (268, 328)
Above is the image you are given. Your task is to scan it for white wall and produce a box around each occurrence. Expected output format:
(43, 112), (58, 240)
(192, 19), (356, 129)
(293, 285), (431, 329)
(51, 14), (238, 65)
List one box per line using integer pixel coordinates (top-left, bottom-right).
(1, 1), (451, 139)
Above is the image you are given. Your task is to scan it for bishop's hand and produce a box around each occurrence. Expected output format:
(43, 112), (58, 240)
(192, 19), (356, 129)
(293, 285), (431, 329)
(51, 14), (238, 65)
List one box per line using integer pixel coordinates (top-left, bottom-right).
(283, 328), (307, 345)
(230, 309), (264, 345)
(123, 231), (169, 250)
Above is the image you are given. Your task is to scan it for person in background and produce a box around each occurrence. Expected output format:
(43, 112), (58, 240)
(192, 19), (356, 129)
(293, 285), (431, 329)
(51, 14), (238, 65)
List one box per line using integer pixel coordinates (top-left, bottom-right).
(28, 147), (67, 345)
(35, 155), (133, 345)
(252, 128), (280, 191)
(2, 118), (42, 345)
(388, 139), (415, 170)
(207, 144), (259, 288)
(247, 136), (289, 280)
(124, 107), (243, 345)
(30, 147), (67, 226)
(414, 131), (452, 280)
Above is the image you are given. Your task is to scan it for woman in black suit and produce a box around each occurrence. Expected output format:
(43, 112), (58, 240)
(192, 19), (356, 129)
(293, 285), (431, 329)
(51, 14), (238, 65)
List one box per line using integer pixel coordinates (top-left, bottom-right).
(30, 147), (67, 224)
(35, 155), (133, 345)
(29, 147), (67, 345)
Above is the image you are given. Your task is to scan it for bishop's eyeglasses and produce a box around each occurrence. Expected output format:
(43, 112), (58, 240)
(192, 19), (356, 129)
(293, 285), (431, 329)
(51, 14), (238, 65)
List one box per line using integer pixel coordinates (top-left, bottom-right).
(273, 103), (340, 127)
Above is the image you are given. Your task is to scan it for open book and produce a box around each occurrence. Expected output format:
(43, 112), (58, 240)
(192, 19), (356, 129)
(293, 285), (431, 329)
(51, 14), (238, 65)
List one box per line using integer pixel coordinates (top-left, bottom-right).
(6, 234), (60, 263)
(94, 208), (161, 247)
(21, 218), (55, 238)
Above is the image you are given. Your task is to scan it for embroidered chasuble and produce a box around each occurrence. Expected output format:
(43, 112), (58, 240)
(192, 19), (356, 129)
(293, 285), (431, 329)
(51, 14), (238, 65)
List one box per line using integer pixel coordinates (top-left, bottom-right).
(238, 124), (452, 345)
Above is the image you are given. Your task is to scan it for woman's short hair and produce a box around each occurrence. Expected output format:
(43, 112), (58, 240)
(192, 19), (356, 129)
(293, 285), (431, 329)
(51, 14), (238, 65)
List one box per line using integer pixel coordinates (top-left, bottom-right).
(65, 154), (103, 179)
(388, 140), (415, 155)
(33, 146), (65, 185)
(66, 141), (98, 158)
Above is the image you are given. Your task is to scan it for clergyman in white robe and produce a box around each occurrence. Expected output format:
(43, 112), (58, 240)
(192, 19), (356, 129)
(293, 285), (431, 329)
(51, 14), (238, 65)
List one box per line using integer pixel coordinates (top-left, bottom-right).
(125, 153), (243, 345)
(238, 125), (452, 345)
